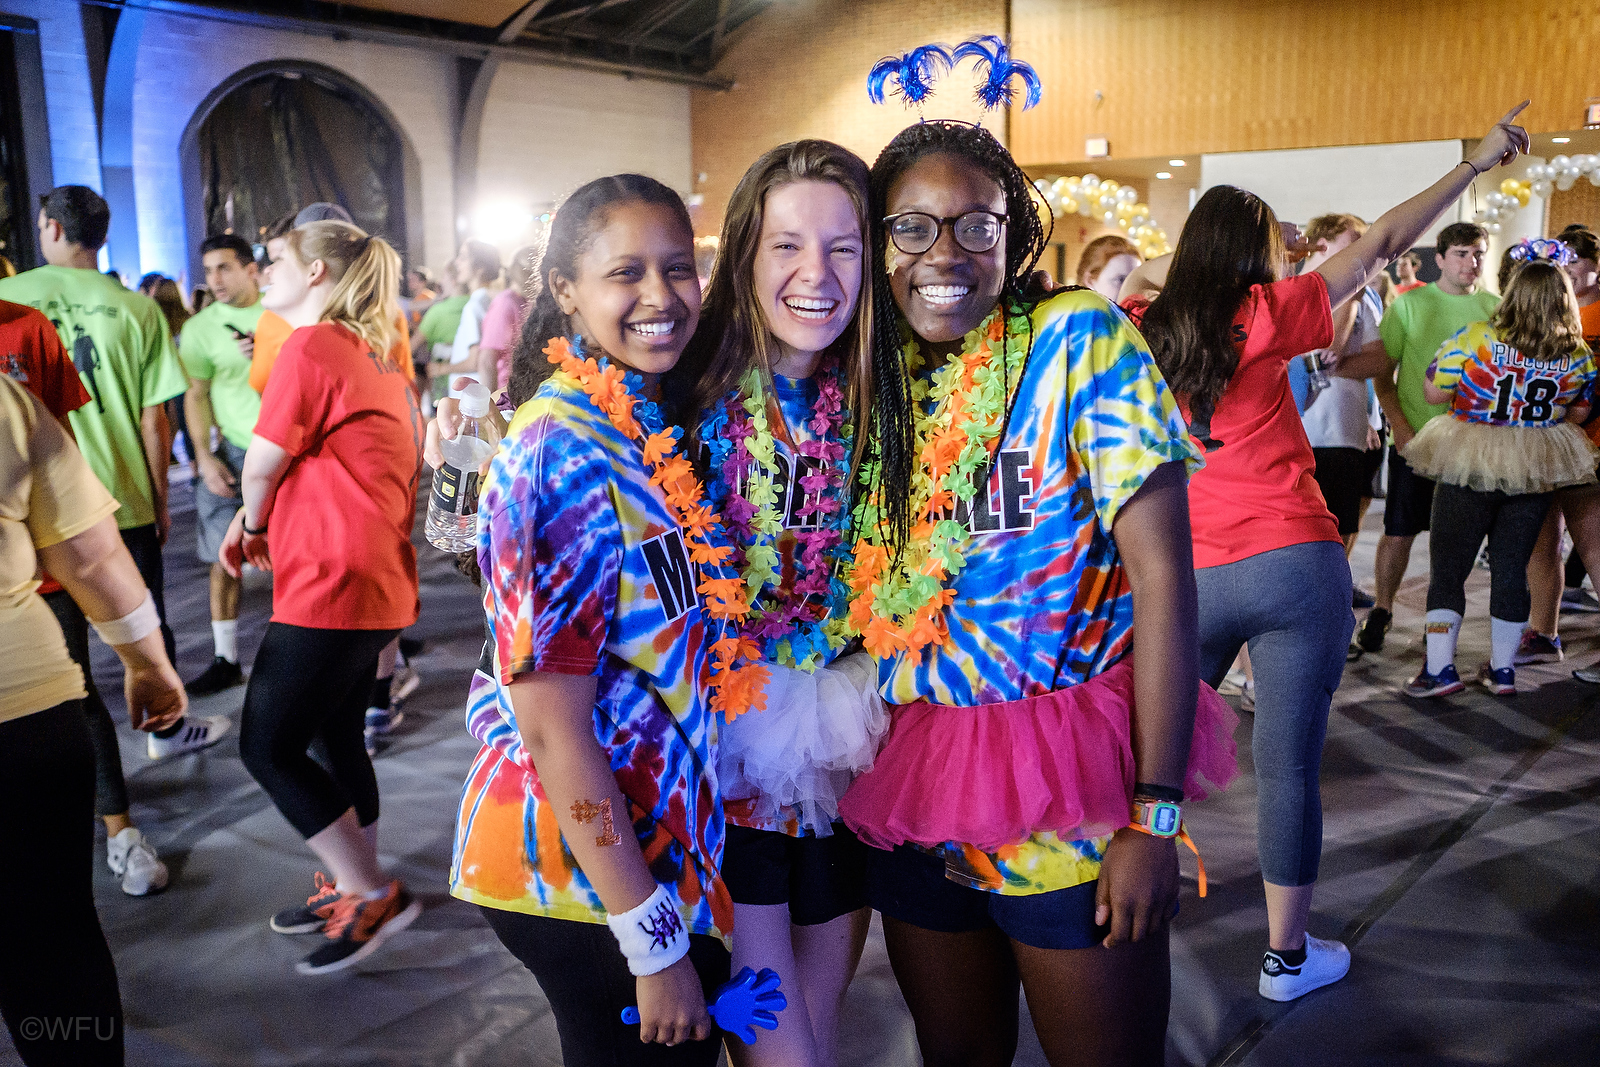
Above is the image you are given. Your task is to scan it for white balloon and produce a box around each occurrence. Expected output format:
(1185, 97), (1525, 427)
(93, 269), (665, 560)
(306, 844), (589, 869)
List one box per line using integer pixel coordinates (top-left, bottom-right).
(1485, 222), (1502, 234)
(1590, 171), (1600, 187)
(1484, 207), (1502, 222)
(1034, 178), (1052, 194)
(1532, 179), (1554, 197)
(1078, 200), (1093, 217)
(1131, 213), (1149, 228)
(1081, 173), (1099, 188)
(1102, 210), (1117, 224)
(1559, 173), (1578, 191)
(1553, 155), (1571, 169)
(1118, 186), (1138, 203)
(1099, 194), (1117, 210)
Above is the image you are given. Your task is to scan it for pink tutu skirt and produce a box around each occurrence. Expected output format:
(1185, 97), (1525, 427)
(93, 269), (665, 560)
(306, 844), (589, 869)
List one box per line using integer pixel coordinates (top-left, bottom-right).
(838, 659), (1239, 852)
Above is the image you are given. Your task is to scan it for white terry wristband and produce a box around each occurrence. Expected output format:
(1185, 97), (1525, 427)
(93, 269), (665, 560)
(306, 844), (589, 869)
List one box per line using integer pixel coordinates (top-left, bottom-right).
(606, 883), (689, 977)
(90, 590), (160, 647)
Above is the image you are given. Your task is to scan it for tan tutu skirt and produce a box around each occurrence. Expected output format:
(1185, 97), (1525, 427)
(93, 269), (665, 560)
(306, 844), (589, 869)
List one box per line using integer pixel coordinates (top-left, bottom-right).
(1403, 417), (1599, 494)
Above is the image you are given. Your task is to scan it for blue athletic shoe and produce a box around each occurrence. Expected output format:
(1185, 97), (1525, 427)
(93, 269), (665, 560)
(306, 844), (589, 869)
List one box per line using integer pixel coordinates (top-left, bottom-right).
(1477, 663), (1516, 695)
(1404, 663), (1464, 698)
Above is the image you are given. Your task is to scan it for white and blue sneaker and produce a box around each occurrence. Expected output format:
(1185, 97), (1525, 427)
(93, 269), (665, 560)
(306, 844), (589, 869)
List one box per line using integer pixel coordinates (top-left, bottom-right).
(1477, 662), (1516, 696)
(1259, 934), (1351, 1002)
(1404, 663), (1464, 698)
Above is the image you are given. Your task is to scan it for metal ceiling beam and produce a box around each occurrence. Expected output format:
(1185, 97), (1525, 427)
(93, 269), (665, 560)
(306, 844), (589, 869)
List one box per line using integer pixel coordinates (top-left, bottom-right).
(523, 0), (637, 29)
(710, 0), (731, 55)
(496, 0), (557, 43)
(90, 0), (732, 88)
(682, 0), (762, 51)
(618, 0), (699, 45)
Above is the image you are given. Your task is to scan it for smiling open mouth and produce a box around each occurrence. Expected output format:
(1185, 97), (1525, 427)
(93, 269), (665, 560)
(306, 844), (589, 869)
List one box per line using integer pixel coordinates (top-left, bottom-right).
(914, 284), (970, 308)
(626, 320), (677, 341)
(783, 296), (838, 321)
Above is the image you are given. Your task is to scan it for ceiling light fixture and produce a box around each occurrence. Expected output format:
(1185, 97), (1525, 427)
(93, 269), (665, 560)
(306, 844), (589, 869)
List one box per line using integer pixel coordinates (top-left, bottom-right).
(1168, 159), (1186, 167)
(1552, 136), (1572, 144)
(1155, 172), (1172, 180)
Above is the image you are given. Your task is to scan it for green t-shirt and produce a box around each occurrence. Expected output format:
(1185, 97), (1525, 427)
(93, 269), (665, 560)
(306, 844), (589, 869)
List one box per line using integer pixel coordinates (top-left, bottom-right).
(0, 266), (187, 528)
(419, 294), (468, 348)
(1379, 283), (1501, 432)
(179, 298), (264, 449)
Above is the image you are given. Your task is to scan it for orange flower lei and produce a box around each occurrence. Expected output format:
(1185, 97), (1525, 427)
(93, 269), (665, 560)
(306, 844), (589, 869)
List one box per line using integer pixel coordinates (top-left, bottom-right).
(544, 337), (769, 720)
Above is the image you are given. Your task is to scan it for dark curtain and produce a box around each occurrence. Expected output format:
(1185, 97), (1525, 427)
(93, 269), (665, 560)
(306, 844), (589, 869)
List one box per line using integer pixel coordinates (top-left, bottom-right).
(0, 30), (35, 268)
(197, 70), (406, 253)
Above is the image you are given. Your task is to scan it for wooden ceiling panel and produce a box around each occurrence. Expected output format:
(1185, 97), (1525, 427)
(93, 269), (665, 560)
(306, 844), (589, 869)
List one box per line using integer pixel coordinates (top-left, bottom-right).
(333, 1), (529, 28)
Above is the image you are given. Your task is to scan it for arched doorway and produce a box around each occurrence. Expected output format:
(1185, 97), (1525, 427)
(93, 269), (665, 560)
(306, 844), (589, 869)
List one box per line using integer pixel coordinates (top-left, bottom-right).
(187, 64), (410, 264)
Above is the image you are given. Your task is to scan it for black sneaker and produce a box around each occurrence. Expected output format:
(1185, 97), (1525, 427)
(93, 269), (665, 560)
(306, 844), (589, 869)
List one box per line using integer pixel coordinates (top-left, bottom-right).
(295, 881), (421, 975)
(271, 872), (342, 935)
(1355, 607), (1391, 654)
(186, 656), (244, 696)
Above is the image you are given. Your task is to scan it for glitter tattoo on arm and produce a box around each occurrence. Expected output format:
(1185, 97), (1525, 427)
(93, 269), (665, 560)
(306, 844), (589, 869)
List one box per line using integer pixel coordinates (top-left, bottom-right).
(571, 799), (622, 846)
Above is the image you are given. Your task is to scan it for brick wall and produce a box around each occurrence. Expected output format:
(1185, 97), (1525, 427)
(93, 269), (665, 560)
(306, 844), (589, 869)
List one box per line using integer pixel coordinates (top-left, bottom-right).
(690, 0), (1008, 235)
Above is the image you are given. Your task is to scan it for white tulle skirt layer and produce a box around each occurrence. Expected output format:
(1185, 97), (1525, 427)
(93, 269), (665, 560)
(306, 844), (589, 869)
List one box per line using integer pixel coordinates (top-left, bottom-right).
(718, 654), (890, 836)
(1403, 417), (1598, 494)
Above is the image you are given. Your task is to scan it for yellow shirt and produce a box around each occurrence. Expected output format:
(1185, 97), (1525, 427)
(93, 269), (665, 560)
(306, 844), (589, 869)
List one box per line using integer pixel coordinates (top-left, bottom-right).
(0, 376), (119, 724)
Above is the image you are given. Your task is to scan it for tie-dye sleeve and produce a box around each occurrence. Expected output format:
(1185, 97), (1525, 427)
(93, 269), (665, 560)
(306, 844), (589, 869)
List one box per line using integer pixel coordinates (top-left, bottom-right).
(479, 410), (624, 681)
(1428, 324), (1475, 395)
(1054, 296), (1201, 533)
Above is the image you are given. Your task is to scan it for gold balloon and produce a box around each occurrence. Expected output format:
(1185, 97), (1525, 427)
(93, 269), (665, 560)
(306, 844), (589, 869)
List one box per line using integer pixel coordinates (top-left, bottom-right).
(1051, 177), (1071, 199)
(1101, 179), (1120, 194)
(1516, 188), (1531, 206)
(1133, 203), (1150, 218)
(1500, 177), (1520, 197)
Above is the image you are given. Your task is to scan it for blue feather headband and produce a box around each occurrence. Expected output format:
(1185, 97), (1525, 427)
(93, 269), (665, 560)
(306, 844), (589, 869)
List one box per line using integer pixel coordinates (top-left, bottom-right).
(867, 44), (952, 107)
(1509, 236), (1576, 266)
(952, 35), (1042, 112)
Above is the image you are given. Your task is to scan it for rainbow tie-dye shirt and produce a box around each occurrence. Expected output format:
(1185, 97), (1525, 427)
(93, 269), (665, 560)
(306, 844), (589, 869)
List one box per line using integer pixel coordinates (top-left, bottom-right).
(883, 289), (1201, 894)
(449, 369), (733, 940)
(1431, 321), (1595, 427)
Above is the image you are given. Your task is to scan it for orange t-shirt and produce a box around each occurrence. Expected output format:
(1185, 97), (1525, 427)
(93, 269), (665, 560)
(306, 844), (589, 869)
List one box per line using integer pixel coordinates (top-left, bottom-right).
(250, 310), (413, 393)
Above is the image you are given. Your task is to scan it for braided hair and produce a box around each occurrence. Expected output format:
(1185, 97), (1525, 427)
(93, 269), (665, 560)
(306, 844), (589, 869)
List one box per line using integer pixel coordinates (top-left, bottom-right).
(866, 120), (1052, 554)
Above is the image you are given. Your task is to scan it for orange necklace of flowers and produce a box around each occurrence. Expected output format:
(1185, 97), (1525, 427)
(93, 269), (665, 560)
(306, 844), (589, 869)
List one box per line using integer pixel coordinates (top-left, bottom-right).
(544, 336), (770, 720)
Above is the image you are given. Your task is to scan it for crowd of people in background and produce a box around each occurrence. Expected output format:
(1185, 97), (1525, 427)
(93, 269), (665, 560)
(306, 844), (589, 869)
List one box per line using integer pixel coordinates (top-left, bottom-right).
(5, 86), (1595, 1067)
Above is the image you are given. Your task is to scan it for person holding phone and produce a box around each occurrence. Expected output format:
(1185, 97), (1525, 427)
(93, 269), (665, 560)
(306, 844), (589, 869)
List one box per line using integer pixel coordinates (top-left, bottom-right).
(181, 234), (266, 696)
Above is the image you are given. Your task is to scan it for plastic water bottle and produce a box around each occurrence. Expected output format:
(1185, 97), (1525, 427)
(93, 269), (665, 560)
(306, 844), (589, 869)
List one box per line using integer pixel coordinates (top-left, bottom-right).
(425, 383), (500, 553)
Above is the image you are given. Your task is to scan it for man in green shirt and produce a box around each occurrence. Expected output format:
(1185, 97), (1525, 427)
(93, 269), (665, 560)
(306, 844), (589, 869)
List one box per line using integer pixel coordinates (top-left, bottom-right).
(0, 185), (230, 894)
(180, 234), (264, 695)
(416, 263), (468, 404)
(1340, 221), (1499, 657)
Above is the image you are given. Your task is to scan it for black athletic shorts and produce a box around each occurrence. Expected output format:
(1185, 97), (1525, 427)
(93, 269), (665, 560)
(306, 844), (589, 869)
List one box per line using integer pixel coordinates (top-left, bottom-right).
(721, 823), (869, 926)
(866, 842), (1113, 951)
(1384, 446), (1436, 537)
(1312, 446), (1382, 536)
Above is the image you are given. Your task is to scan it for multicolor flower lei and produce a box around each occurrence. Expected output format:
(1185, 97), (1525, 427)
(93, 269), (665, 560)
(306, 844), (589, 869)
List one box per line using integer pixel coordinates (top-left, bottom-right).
(702, 360), (855, 673)
(544, 337), (769, 719)
(844, 304), (1031, 657)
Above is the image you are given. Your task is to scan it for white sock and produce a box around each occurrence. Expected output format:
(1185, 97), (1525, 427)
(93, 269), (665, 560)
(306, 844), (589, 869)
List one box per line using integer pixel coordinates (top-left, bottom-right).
(1490, 617), (1525, 671)
(363, 884), (390, 900)
(212, 619), (238, 663)
(1424, 609), (1462, 674)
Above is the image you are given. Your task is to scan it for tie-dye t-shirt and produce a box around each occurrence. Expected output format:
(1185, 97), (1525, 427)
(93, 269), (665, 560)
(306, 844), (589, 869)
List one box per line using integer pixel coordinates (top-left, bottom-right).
(704, 372), (850, 836)
(882, 289), (1200, 894)
(449, 369), (733, 940)
(1430, 321), (1595, 426)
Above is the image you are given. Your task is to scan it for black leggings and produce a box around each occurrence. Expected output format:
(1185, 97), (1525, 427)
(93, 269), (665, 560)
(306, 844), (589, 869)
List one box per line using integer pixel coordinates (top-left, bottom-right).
(479, 908), (730, 1067)
(1427, 482), (1553, 619)
(0, 702), (123, 1066)
(239, 622), (397, 839)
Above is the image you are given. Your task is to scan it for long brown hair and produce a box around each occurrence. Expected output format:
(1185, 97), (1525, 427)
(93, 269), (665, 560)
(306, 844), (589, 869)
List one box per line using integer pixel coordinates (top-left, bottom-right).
(1491, 259), (1587, 366)
(1138, 185), (1285, 432)
(673, 140), (876, 472)
(285, 221), (402, 358)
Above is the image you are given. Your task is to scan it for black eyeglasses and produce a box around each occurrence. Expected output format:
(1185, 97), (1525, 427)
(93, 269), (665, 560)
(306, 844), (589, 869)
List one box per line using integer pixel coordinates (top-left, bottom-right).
(884, 211), (1008, 255)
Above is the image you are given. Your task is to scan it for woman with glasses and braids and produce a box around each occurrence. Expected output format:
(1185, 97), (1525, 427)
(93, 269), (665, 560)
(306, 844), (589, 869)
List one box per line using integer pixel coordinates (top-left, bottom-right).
(833, 116), (1237, 1066)
(1121, 104), (1530, 1003)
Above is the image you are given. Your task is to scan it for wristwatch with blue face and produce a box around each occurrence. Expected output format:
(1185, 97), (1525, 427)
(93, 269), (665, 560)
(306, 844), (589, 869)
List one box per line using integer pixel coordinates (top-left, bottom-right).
(1130, 798), (1182, 838)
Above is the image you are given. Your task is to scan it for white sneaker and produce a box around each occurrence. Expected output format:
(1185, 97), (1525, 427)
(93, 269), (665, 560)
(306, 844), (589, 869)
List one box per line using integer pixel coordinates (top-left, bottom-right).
(107, 827), (169, 896)
(1258, 934), (1351, 1001)
(147, 714), (231, 759)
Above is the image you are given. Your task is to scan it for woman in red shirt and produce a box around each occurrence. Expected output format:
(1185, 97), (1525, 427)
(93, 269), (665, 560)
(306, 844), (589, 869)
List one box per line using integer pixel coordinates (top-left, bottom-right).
(1125, 105), (1529, 1002)
(220, 221), (424, 976)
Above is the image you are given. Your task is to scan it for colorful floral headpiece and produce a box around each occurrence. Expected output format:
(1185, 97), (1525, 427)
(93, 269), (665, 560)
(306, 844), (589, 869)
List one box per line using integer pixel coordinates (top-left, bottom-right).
(1508, 236), (1577, 266)
(867, 36), (1042, 117)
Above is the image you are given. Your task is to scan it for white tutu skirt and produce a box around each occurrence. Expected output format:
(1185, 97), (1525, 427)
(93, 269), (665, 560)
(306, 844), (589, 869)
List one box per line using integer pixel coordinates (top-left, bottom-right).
(1403, 417), (1598, 494)
(718, 653), (890, 836)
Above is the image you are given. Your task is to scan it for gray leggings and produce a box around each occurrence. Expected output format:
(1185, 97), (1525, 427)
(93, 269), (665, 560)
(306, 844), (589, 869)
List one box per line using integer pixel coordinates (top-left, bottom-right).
(1196, 540), (1355, 887)
(1426, 482), (1553, 620)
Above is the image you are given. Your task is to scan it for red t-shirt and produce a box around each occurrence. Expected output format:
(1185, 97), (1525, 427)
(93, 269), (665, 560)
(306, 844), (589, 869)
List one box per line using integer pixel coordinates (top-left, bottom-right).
(1127, 272), (1340, 569)
(253, 322), (422, 630)
(0, 300), (92, 418)
(3, 300), (96, 595)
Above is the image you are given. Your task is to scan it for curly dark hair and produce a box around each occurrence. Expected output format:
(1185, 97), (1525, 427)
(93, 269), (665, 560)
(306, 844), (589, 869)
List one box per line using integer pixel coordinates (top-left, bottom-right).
(865, 120), (1052, 552)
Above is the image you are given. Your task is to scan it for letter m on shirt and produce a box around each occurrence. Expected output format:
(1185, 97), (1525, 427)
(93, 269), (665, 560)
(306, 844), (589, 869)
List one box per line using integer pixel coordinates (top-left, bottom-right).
(641, 530), (699, 625)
